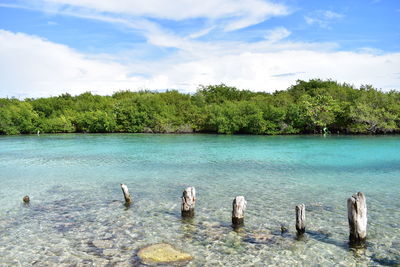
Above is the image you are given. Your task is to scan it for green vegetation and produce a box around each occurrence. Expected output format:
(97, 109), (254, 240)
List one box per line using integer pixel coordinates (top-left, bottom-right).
(1, 80), (399, 135)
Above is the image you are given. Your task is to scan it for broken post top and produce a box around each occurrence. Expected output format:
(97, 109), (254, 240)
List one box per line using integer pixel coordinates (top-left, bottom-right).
(232, 196), (247, 219)
(182, 187), (196, 209)
(23, 195), (30, 203)
(181, 186), (196, 218)
(232, 196), (247, 227)
(120, 184), (132, 204)
(295, 204), (306, 235)
(347, 192), (367, 246)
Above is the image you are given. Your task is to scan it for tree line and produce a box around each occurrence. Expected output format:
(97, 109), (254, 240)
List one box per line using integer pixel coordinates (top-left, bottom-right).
(1, 79), (399, 135)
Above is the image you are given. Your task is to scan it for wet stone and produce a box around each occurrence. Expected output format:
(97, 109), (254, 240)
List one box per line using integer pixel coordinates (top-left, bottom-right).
(92, 240), (113, 249)
(138, 243), (193, 264)
(60, 258), (79, 265)
(113, 260), (133, 267)
(244, 231), (277, 245)
(306, 203), (334, 212)
(103, 249), (118, 257)
(201, 221), (221, 228)
(103, 233), (113, 239)
(49, 248), (64, 256)
(280, 224), (289, 234)
(77, 258), (109, 266)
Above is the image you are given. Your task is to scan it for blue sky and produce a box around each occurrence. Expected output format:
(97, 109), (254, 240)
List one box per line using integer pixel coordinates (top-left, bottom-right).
(0, 0), (399, 97)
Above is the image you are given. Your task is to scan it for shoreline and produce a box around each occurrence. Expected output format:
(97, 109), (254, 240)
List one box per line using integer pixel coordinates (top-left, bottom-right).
(1, 131), (400, 137)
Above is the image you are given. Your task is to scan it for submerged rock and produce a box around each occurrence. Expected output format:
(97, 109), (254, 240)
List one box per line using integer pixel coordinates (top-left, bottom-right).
(244, 231), (276, 244)
(92, 239), (113, 249)
(306, 202), (334, 212)
(103, 248), (118, 257)
(280, 224), (289, 234)
(201, 221), (220, 228)
(112, 260), (133, 267)
(138, 243), (193, 264)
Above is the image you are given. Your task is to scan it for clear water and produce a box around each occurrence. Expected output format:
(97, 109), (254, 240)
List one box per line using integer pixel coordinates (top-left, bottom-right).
(0, 134), (399, 266)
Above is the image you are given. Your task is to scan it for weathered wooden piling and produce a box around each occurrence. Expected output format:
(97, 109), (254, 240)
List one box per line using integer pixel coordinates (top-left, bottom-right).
(232, 196), (247, 227)
(347, 192), (367, 246)
(181, 187), (196, 218)
(295, 204), (306, 235)
(120, 184), (132, 205)
(23, 195), (30, 204)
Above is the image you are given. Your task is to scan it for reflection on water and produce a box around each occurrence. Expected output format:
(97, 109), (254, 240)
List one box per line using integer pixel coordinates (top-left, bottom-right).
(0, 134), (399, 266)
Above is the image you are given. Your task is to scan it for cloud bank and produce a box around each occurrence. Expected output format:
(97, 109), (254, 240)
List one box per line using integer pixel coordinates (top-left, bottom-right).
(1, 29), (399, 98)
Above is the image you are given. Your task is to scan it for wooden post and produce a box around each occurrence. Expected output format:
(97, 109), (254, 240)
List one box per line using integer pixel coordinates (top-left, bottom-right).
(120, 184), (132, 205)
(347, 192), (367, 246)
(23, 195), (30, 204)
(181, 187), (196, 218)
(232, 196), (246, 227)
(295, 204), (306, 235)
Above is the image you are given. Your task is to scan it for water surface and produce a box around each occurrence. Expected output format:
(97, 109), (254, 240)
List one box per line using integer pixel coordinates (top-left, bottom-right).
(0, 134), (399, 266)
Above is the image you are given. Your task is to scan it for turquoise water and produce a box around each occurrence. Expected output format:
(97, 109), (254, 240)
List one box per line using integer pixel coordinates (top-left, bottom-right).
(0, 134), (399, 266)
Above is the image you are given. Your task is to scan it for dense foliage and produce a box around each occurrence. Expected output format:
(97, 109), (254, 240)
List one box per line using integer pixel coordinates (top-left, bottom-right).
(1, 80), (399, 135)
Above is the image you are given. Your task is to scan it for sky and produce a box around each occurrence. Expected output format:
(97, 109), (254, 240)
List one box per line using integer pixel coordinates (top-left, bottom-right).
(0, 0), (399, 98)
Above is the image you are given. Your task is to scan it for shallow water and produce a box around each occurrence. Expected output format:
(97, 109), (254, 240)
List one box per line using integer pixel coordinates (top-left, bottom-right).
(0, 134), (399, 266)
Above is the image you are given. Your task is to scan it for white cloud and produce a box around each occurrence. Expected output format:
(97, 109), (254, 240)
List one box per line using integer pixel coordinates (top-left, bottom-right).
(0, 30), (155, 97)
(32, 0), (289, 31)
(265, 27), (291, 42)
(1, 29), (399, 98)
(323, 10), (343, 19)
(188, 26), (216, 39)
(305, 10), (344, 28)
(151, 50), (400, 92)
